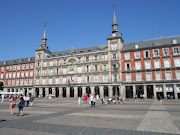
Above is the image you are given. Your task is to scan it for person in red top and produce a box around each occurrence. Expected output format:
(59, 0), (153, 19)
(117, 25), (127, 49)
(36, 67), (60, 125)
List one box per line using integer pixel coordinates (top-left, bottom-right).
(84, 94), (88, 107)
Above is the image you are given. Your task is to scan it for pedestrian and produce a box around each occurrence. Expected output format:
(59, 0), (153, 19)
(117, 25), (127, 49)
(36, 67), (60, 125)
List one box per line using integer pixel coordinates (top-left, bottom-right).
(134, 95), (138, 103)
(142, 94), (145, 100)
(1, 94), (4, 103)
(78, 96), (81, 107)
(17, 97), (25, 116)
(140, 94), (142, 99)
(101, 97), (104, 106)
(30, 95), (34, 107)
(157, 94), (162, 105)
(90, 94), (93, 106)
(26, 95), (30, 106)
(93, 96), (96, 107)
(9, 97), (16, 115)
(84, 94), (88, 107)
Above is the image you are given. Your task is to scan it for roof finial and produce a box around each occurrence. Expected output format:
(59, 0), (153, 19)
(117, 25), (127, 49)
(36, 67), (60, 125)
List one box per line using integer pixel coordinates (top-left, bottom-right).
(112, 5), (118, 34)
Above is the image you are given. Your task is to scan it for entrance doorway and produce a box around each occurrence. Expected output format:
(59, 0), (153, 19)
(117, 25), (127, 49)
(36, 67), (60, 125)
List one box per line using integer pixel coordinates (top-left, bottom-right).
(104, 86), (108, 97)
(42, 88), (45, 97)
(95, 86), (100, 96)
(0, 81), (4, 91)
(113, 86), (119, 97)
(63, 87), (66, 97)
(126, 86), (133, 98)
(147, 85), (153, 98)
(55, 88), (59, 97)
(70, 87), (74, 97)
(78, 87), (82, 97)
(86, 87), (91, 97)
(136, 85), (143, 98)
(35, 88), (39, 98)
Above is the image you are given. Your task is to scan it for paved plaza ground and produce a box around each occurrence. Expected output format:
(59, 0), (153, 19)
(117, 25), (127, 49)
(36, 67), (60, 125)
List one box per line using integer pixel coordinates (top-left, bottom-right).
(0, 98), (180, 135)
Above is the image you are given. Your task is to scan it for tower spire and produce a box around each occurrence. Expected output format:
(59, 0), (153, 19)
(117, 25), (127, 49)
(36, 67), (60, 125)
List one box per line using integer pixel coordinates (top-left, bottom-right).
(42, 22), (47, 45)
(112, 8), (119, 34)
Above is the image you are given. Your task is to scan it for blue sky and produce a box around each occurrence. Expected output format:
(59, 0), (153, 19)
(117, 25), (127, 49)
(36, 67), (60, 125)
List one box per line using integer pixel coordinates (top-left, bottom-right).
(0, 0), (180, 61)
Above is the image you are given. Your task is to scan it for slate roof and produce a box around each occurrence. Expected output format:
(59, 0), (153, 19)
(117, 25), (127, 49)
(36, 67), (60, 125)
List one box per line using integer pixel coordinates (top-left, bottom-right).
(0, 57), (35, 67)
(123, 35), (180, 52)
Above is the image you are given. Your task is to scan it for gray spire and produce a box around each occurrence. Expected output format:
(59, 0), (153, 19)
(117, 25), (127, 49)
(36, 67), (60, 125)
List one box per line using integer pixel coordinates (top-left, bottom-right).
(42, 25), (47, 45)
(112, 8), (118, 34)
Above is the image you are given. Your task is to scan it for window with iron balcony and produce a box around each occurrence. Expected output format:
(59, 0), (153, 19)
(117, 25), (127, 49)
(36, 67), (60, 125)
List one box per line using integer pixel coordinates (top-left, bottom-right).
(144, 50), (150, 58)
(153, 49), (160, 57)
(173, 47), (179, 55)
(163, 48), (169, 56)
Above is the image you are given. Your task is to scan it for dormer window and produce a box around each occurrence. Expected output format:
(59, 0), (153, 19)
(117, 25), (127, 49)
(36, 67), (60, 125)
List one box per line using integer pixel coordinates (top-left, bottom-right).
(86, 56), (89, 62)
(94, 55), (98, 61)
(65, 53), (68, 56)
(59, 54), (62, 56)
(135, 45), (139, 49)
(88, 50), (91, 52)
(172, 39), (177, 44)
(96, 48), (100, 51)
(80, 50), (83, 53)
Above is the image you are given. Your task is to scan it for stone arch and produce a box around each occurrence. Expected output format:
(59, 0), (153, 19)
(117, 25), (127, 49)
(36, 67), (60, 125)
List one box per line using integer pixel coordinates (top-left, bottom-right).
(78, 87), (82, 97)
(35, 88), (39, 98)
(42, 88), (46, 97)
(55, 88), (59, 97)
(63, 87), (66, 97)
(113, 86), (119, 97)
(95, 86), (100, 96)
(86, 86), (91, 97)
(49, 88), (52, 94)
(70, 87), (74, 97)
(104, 86), (109, 98)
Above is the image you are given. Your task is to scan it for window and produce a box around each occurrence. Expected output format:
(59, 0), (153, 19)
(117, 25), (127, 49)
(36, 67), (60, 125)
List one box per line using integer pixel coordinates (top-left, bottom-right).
(8, 80), (11, 86)
(166, 72), (172, 80)
(63, 68), (67, 74)
(1, 67), (4, 72)
(103, 64), (107, 71)
(30, 71), (33, 77)
(94, 55), (98, 61)
(49, 69), (53, 75)
(29, 79), (32, 85)
(78, 77), (82, 83)
(135, 62), (141, 70)
(78, 57), (81, 63)
(17, 65), (20, 70)
(113, 74), (117, 81)
(144, 50), (150, 58)
(49, 78), (52, 84)
(22, 64), (25, 70)
(112, 54), (117, 59)
(164, 59), (171, 68)
(26, 64), (29, 69)
(63, 78), (66, 84)
(56, 60), (59, 65)
(111, 42), (117, 50)
(13, 72), (16, 78)
(174, 58), (180, 67)
(102, 54), (107, 61)
(94, 65), (98, 71)
(25, 71), (29, 77)
(50, 61), (53, 66)
(12, 80), (15, 85)
(16, 80), (19, 86)
(36, 79), (39, 85)
(56, 69), (59, 74)
(24, 79), (28, 85)
(163, 48), (169, 56)
(63, 59), (66, 64)
(17, 72), (20, 78)
(145, 61), (151, 69)
(125, 53), (130, 60)
(173, 47), (179, 55)
(86, 56), (89, 62)
(9, 73), (12, 78)
(103, 75), (108, 82)
(176, 71), (180, 79)
(9, 66), (12, 71)
(6, 73), (8, 78)
(136, 73), (142, 81)
(94, 75), (98, 82)
(86, 66), (90, 72)
(155, 72), (161, 80)
(154, 60), (160, 68)
(126, 74), (131, 82)
(21, 72), (24, 77)
(153, 49), (159, 57)
(146, 73), (152, 81)
(125, 63), (131, 70)
(78, 67), (82, 73)
(134, 52), (140, 59)
(7, 66), (9, 70)
(56, 78), (59, 84)
(1, 74), (3, 79)
(13, 65), (16, 71)
(43, 62), (47, 67)
(87, 76), (89, 83)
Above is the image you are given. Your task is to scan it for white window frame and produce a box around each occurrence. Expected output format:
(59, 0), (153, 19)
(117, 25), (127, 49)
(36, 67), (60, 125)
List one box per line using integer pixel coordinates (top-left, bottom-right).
(126, 74), (131, 82)
(155, 72), (161, 80)
(176, 71), (180, 79)
(144, 50), (150, 58)
(165, 71), (172, 80)
(136, 73), (142, 81)
(145, 61), (151, 69)
(173, 47), (179, 55)
(135, 61), (141, 70)
(125, 53), (130, 60)
(125, 63), (131, 70)
(154, 60), (161, 68)
(163, 48), (169, 56)
(134, 51), (140, 59)
(174, 58), (180, 67)
(146, 72), (152, 81)
(164, 59), (171, 68)
(153, 49), (160, 57)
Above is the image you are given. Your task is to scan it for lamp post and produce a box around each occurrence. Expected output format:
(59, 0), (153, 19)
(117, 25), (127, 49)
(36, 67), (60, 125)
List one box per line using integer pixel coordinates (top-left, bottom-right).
(113, 62), (119, 99)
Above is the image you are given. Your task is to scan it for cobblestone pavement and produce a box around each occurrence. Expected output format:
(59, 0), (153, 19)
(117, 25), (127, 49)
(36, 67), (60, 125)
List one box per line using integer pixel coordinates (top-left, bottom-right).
(0, 98), (180, 135)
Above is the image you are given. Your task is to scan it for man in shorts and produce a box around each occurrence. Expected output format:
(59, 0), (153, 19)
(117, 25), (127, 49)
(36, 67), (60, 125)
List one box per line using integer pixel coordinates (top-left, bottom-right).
(84, 94), (88, 107)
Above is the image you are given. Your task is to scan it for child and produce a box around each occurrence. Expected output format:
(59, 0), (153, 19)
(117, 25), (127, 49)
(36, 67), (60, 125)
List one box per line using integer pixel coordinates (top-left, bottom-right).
(78, 96), (81, 107)
(101, 97), (104, 106)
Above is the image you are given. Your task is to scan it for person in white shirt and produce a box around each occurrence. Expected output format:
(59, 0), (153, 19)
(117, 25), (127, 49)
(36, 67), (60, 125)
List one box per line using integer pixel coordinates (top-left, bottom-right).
(90, 94), (94, 106)
(1, 94), (4, 103)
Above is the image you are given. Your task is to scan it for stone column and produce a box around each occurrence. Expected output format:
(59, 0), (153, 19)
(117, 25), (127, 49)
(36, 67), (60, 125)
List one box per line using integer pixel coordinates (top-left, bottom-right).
(82, 87), (86, 96)
(59, 87), (63, 98)
(45, 88), (49, 97)
(174, 84), (178, 99)
(3, 88), (7, 92)
(163, 84), (166, 98)
(143, 85), (147, 99)
(52, 87), (55, 96)
(39, 88), (43, 97)
(10, 88), (12, 93)
(67, 87), (70, 98)
(121, 85), (125, 98)
(32, 88), (35, 97)
(74, 87), (78, 98)
(153, 84), (157, 99)
(27, 88), (29, 96)
(133, 85), (136, 98)
(109, 86), (113, 98)
(99, 86), (104, 98)
(90, 86), (95, 96)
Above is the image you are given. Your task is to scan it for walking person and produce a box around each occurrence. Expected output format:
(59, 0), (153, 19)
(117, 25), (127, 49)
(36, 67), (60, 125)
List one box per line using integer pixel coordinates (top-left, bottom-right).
(78, 96), (81, 107)
(90, 94), (93, 106)
(9, 97), (16, 115)
(17, 97), (25, 116)
(157, 94), (162, 105)
(1, 94), (4, 103)
(134, 95), (138, 103)
(30, 95), (34, 107)
(84, 94), (88, 107)
(93, 96), (96, 107)
(101, 97), (104, 106)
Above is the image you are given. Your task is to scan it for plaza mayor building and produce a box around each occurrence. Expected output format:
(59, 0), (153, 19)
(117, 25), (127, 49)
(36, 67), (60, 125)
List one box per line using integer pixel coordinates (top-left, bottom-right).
(0, 9), (180, 99)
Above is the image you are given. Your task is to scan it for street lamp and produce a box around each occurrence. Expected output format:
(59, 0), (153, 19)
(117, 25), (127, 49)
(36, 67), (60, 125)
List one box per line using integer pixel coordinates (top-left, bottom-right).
(113, 62), (119, 99)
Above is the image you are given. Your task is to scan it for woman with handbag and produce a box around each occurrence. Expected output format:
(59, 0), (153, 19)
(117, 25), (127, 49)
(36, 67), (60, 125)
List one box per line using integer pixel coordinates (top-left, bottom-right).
(17, 97), (25, 116)
(9, 97), (16, 115)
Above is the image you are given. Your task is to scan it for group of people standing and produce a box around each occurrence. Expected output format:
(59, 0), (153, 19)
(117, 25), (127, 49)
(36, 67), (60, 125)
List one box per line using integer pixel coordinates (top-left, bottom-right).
(9, 94), (34, 116)
(78, 94), (104, 107)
